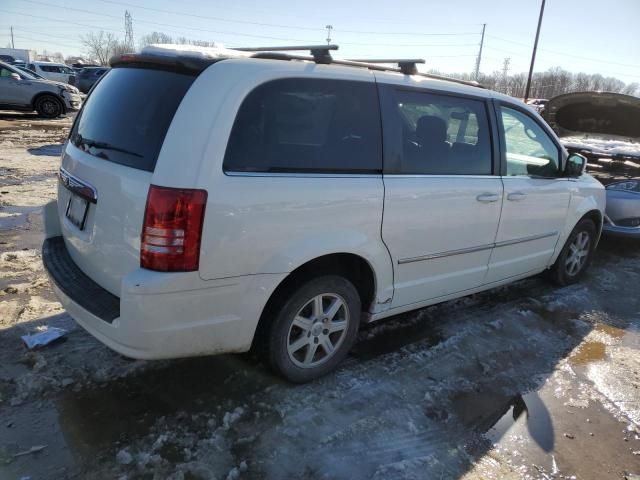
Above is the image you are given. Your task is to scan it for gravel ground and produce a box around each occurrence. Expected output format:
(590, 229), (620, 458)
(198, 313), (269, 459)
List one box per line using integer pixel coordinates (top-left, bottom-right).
(0, 112), (639, 480)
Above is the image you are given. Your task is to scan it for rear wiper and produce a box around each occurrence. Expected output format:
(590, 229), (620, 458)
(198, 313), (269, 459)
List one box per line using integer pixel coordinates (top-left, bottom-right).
(75, 135), (143, 158)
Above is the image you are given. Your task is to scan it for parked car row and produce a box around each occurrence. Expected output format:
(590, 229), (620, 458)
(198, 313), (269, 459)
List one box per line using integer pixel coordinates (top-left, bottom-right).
(0, 60), (82, 117)
(42, 45), (605, 383)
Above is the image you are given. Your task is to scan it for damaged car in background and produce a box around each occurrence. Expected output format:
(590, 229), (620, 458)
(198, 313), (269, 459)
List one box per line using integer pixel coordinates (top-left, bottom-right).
(545, 92), (640, 238)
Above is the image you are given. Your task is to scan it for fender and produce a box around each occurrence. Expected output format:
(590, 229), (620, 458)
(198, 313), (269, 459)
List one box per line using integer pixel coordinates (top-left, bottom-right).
(549, 178), (605, 265)
(257, 229), (395, 309)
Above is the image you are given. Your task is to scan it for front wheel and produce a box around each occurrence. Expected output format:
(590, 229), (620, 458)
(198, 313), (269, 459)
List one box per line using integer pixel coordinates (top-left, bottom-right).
(548, 219), (597, 286)
(35, 95), (63, 118)
(266, 276), (361, 383)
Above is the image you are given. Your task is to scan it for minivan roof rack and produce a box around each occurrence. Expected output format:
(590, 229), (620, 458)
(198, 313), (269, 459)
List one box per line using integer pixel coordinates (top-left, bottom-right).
(234, 45), (338, 64)
(346, 58), (425, 75)
(234, 45), (483, 88)
(117, 43), (484, 89)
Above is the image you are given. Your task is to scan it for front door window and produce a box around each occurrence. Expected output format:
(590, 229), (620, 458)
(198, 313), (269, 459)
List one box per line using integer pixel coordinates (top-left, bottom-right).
(501, 106), (560, 177)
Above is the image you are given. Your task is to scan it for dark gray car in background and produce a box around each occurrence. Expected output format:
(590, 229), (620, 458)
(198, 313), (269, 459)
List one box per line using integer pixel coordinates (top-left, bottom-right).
(77, 67), (109, 93)
(545, 92), (640, 238)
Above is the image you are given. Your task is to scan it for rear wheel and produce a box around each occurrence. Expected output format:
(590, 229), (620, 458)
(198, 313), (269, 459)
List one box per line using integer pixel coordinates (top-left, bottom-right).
(35, 95), (63, 118)
(266, 276), (361, 383)
(548, 219), (596, 285)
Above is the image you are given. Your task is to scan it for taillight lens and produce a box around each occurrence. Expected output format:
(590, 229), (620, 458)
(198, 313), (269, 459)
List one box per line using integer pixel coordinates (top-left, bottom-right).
(141, 185), (207, 272)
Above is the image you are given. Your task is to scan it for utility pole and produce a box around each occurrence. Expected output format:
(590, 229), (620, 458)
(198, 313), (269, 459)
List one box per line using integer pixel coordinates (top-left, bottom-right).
(474, 23), (486, 81)
(10, 26), (15, 48)
(325, 25), (333, 45)
(524, 0), (546, 102)
(124, 10), (134, 50)
(502, 57), (511, 93)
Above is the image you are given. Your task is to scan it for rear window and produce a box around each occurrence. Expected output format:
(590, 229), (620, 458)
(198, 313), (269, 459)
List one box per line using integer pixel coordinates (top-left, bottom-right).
(70, 67), (195, 172)
(223, 78), (382, 173)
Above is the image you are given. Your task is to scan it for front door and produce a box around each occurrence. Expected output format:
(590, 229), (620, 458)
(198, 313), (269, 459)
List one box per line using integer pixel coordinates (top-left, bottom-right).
(379, 84), (503, 308)
(0, 66), (31, 106)
(485, 104), (570, 283)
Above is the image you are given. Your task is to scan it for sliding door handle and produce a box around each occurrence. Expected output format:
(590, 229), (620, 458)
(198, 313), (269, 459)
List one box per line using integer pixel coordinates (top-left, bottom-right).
(476, 193), (500, 203)
(507, 192), (527, 201)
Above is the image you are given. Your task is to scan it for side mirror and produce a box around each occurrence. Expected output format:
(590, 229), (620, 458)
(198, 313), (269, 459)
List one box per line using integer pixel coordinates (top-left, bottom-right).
(565, 153), (586, 177)
(9, 73), (21, 81)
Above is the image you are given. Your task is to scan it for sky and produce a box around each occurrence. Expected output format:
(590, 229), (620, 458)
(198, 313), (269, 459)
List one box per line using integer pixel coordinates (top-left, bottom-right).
(1, 0), (639, 84)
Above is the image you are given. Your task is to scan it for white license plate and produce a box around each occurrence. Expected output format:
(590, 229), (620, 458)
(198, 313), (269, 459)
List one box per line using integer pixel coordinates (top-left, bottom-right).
(65, 193), (89, 230)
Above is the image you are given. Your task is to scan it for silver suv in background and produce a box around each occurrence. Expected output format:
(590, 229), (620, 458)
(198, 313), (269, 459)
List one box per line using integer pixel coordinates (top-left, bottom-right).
(0, 61), (82, 118)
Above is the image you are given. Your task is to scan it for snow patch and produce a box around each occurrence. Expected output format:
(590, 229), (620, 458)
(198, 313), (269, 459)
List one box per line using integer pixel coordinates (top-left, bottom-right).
(142, 43), (252, 60)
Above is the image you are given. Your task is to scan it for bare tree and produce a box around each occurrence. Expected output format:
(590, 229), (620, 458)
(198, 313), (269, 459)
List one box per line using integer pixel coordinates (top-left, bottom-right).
(80, 31), (118, 65)
(139, 31), (174, 49)
(139, 31), (217, 49)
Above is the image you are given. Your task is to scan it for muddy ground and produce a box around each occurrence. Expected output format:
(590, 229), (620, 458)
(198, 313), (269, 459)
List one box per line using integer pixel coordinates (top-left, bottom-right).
(0, 112), (639, 480)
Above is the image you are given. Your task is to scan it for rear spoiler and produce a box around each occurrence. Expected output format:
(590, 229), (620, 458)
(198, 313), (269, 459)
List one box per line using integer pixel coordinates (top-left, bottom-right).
(109, 53), (218, 74)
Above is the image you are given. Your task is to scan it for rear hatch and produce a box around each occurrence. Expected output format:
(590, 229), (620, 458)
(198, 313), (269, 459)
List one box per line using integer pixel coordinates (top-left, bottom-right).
(58, 62), (198, 296)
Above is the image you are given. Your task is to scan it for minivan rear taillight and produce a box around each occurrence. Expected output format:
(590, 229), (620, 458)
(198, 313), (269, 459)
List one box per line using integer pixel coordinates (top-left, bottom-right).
(141, 185), (207, 272)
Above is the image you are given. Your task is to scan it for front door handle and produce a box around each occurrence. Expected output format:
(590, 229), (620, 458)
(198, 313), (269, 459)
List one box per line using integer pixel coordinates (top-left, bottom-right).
(507, 192), (527, 201)
(476, 193), (500, 203)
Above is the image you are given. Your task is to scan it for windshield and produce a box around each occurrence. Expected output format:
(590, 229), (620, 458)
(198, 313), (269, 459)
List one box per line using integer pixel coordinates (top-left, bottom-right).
(69, 67), (196, 171)
(17, 68), (37, 80)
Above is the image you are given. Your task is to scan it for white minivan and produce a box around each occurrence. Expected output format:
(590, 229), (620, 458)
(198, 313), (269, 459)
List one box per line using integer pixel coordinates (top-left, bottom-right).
(43, 45), (605, 382)
(27, 61), (76, 84)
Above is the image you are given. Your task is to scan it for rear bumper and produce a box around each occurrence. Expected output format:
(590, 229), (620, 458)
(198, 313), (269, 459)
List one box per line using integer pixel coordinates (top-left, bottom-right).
(42, 236), (285, 359)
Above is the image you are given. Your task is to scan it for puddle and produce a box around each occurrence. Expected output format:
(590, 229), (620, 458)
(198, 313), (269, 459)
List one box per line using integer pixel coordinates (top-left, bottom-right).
(452, 390), (554, 453)
(568, 323), (628, 366)
(594, 322), (625, 338)
(54, 355), (279, 464)
(569, 341), (607, 365)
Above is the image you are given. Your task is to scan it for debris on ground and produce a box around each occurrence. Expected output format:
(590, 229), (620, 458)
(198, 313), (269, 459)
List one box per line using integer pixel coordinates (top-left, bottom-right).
(12, 445), (46, 459)
(21, 327), (66, 349)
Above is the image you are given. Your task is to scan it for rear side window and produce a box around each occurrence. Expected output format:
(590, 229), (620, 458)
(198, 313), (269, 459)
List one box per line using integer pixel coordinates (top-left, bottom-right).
(70, 67), (195, 172)
(224, 78), (382, 173)
(382, 88), (492, 175)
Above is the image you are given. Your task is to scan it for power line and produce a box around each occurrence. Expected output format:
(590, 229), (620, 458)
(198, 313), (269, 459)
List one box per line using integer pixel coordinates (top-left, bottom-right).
(95, 0), (479, 36)
(0, 9), (123, 32)
(11, 34), (79, 50)
(486, 34), (639, 69)
(0, 8), (315, 43)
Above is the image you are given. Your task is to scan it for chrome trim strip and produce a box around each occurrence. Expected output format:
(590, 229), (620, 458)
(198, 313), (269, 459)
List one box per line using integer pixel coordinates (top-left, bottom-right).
(398, 231), (559, 265)
(58, 167), (98, 203)
(384, 174), (498, 179)
(398, 243), (494, 264)
(494, 231), (558, 248)
(224, 171), (382, 178)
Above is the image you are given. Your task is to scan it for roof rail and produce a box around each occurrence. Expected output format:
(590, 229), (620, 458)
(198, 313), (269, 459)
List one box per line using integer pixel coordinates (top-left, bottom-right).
(346, 58), (425, 75)
(233, 44), (338, 64)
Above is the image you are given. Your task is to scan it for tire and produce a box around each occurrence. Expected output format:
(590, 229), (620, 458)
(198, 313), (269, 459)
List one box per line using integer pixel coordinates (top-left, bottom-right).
(266, 275), (361, 383)
(548, 219), (597, 286)
(35, 95), (63, 118)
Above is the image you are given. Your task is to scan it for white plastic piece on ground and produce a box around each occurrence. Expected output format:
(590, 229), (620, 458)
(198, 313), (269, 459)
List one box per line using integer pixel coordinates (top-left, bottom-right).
(141, 43), (252, 60)
(21, 327), (66, 349)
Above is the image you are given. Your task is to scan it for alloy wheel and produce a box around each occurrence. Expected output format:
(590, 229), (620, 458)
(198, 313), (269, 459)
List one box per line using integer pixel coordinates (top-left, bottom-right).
(286, 293), (350, 368)
(565, 231), (590, 276)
